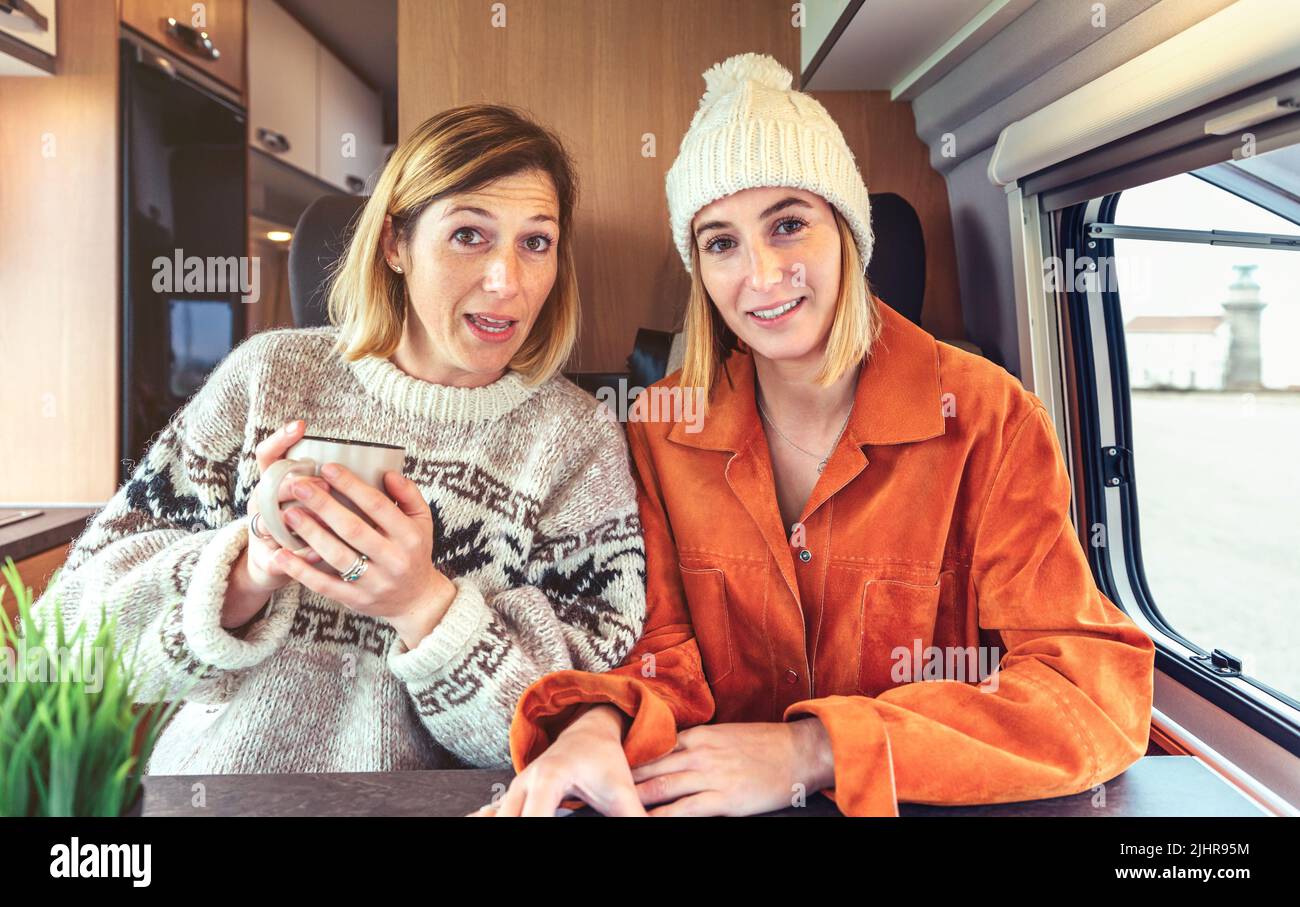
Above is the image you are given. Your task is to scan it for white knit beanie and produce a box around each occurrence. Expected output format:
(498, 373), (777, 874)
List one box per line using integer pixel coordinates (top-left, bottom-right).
(665, 52), (874, 274)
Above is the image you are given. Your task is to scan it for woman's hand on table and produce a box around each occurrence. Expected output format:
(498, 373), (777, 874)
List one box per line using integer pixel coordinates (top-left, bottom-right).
(629, 718), (835, 816)
(256, 425), (457, 649)
(472, 705), (647, 817)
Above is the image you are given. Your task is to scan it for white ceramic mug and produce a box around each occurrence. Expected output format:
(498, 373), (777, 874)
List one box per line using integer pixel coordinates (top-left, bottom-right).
(254, 434), (407, 551)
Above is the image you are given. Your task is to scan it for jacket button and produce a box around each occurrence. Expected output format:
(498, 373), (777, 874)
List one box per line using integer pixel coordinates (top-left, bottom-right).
(798, 548), (812, 563)
(785, 669), (799, 684)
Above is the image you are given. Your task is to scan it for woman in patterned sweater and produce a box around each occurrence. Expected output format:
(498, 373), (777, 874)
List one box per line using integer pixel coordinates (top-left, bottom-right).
(28, 104), (646, 775)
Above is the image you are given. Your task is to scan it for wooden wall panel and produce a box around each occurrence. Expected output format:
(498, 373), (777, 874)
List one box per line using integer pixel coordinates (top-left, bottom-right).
(0, 0), (119, 503)
(398, 0), (801, 373)
(811, 91), (966, 343)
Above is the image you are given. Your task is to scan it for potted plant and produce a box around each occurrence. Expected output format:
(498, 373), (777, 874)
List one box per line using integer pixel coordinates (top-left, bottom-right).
(0, 556), (189, 816)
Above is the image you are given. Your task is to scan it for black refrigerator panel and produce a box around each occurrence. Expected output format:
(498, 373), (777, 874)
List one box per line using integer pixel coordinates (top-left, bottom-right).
(120, 38), (247, 484)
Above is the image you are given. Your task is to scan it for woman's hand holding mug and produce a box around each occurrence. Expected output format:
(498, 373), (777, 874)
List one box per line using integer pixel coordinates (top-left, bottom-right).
(250, 424), (458, 650)
(223, 420), (328, 629)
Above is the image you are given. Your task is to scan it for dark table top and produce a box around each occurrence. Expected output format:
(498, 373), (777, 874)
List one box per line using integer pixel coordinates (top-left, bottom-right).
(0, 506), (96, 564)
(140, 755), (1268, 817)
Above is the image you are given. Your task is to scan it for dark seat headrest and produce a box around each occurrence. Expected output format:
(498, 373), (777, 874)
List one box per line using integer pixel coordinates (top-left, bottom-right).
(865, 192), (925, 328)
(289, 194), (368, 328)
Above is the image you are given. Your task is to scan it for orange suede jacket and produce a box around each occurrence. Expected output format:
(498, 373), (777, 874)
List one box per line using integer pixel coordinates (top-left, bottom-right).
(509, 299), (1156, 816)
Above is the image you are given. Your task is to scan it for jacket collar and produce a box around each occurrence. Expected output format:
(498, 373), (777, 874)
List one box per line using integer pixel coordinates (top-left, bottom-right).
(668, 299), (946, 452)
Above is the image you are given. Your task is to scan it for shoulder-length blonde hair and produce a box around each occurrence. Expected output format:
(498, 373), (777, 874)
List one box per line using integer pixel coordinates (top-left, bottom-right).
(678, 206), (881, 407)
(326, 104), (580, 385)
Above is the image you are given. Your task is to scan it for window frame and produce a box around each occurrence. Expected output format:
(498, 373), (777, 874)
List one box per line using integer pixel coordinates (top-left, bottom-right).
(997, 55), (1300, 816)
(1053, 188), (1300, 760)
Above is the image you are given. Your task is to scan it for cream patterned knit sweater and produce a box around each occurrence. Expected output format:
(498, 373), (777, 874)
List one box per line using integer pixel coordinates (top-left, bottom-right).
(28, 326), (646, 774)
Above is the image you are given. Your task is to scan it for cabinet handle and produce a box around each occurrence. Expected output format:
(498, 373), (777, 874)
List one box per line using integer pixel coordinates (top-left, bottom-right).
(256, 128), (291, 154)
(0, 1), (49, 33)
(345, 176), (365, 194)
(162, 17), (221, 61)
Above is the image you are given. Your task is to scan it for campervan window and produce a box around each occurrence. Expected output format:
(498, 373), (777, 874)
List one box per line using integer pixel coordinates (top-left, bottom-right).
(1051, 138), (1300, 744)
(1108, 167), (1300, 705)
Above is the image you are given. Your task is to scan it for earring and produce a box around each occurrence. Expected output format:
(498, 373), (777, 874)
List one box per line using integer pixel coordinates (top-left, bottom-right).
(391, 263), (403, 273)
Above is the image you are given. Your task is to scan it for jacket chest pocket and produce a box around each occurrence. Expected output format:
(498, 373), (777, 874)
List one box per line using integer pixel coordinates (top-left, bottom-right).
(678, 565), (734, 685)
(857, 573), (951, 696)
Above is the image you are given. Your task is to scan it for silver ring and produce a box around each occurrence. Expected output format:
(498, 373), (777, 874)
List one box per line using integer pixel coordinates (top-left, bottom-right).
(250, 511), (277, 545)
(339, 553), (369, 582)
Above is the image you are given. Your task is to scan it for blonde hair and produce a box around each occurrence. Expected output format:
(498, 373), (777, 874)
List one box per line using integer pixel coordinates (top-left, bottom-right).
(679, 207), (881, 405)
(326, 104), (580, 384)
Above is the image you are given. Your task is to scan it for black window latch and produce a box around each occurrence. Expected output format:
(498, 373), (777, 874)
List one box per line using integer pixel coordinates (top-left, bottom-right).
(1192, 648), (1243, 678)
(1101, 446), (1132, 488)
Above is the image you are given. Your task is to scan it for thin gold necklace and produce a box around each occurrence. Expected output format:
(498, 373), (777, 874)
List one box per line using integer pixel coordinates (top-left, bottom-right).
(755, 371), (858, 474)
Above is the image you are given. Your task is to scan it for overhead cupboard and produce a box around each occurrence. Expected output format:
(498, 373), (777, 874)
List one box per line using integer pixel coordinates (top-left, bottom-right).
(0, 0), (56, 76)
(121, 0), (245, 93)
(247, 0), (384, 194)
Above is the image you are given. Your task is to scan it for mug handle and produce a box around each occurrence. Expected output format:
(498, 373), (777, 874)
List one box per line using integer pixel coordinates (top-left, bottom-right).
(255, 457), (318, 551)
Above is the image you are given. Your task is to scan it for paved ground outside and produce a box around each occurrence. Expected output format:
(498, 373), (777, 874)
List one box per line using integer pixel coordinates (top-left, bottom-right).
(1125, 389), (1299, 701)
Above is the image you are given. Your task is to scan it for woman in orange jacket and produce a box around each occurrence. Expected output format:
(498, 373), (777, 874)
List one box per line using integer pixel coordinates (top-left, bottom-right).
(485, 53), (1156, 817)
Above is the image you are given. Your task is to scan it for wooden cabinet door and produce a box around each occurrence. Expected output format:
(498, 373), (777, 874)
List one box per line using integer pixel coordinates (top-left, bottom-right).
(0, 0), (56, 56)
(317, 46), (382, 193)
(4, 543), (69, 624)
(247, 0), (317, 175)
(122, 0), (245, 94)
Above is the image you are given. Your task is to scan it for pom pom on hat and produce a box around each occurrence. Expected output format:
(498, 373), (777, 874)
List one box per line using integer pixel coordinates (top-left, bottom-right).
(665, 52), (874, 275)
(699, 52), (793, 106)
